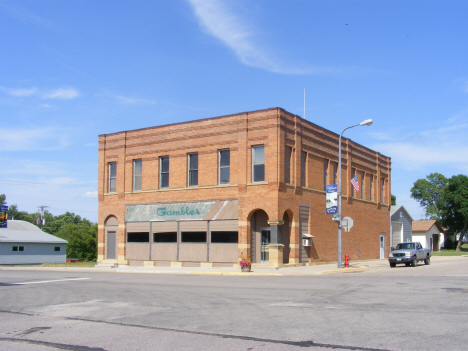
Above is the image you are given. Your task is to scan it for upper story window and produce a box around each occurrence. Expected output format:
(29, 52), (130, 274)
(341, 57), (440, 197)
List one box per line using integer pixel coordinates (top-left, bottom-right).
(301, 151), (307, 187)
(323, 159), (329, 190)
(188, 153), (198, 187)
(285, 146), (292, 184)
(381, 178), (386, 204)
(351, 168), (356, 197)
(360, 171), (365, 199)
(219, 149), (230, 184)
(133, 159), (142, 191)
(332, 162), (338, 185)
(369, 175), (374, 201)
(252, 145), (265, 183)
(108, 162), (117, 193)
(160, 156), (169, 189)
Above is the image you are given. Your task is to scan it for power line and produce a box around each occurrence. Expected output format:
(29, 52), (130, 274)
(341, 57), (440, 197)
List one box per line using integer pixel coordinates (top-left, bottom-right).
(0, 179), (95, 187)
(4, 194), (97, 203)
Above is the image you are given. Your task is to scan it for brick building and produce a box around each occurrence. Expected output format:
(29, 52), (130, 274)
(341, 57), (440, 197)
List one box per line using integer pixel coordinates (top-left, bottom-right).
(98, 107), (391, 267)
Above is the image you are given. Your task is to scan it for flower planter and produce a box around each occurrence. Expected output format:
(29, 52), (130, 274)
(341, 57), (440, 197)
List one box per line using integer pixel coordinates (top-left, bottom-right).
(241, 266), (251, 272)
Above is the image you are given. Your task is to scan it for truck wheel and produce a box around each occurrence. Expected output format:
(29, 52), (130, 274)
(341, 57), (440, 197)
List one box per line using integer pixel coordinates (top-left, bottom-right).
(412, 257), (417, 267)
(424, 256), (430, 265)
(390, 262), (396, 268)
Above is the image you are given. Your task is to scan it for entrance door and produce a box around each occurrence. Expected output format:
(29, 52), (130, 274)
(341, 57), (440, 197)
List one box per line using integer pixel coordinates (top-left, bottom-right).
(261, 229), (271, 263)
(379, 235), (385, 259)
(107, 231), (116, 260)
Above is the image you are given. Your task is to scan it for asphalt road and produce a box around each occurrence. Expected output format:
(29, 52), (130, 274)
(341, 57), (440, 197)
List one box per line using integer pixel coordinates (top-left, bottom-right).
(1, 256), (467, 351)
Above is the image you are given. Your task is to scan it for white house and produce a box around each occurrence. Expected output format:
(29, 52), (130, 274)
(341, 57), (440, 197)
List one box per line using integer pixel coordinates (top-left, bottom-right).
(390, 205), (413, 249)
(0, 220), (67, 264)
(412, 220), (444, 251)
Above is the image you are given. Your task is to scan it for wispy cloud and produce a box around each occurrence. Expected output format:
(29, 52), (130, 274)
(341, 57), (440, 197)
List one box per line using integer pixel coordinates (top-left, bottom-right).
(0, 86), (80, 100)
(97, 92), (157, 105)
(0, 2), (54, 27)
(187, 0), (341, 75)
(0, 86), (38, 97)
(113, 95), (156, 105)
(0, 127), (71, 151)
(368, 132), (392, 141)
(42, 88), (80, 100)
(82, 191), (97, 198)
(371, 116), (468, 172)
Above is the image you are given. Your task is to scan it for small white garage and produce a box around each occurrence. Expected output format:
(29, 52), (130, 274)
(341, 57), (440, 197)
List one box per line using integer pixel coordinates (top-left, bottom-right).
(0, 220), (67, 265)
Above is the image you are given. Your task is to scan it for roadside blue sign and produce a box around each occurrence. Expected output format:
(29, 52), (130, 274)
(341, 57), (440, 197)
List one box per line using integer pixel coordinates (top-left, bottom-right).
(0, 205), (7, 228)
(326, 184), (337, 215)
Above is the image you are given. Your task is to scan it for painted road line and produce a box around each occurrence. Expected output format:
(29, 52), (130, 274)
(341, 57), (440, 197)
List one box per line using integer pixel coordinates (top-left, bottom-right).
(14, 278), (91, 285)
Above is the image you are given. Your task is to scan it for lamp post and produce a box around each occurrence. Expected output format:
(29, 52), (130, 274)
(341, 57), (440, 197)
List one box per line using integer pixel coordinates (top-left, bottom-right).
(337, 119), (373, 268)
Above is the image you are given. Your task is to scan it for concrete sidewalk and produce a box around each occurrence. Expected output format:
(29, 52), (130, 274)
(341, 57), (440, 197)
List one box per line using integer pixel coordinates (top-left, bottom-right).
(0, 258), (391, 276)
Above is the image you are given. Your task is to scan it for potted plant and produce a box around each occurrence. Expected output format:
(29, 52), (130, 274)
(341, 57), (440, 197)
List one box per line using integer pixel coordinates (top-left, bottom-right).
(239, 258), (251, 272)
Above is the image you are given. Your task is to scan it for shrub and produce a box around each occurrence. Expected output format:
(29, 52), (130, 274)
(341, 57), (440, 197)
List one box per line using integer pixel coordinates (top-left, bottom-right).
(444, 238), (454, 250)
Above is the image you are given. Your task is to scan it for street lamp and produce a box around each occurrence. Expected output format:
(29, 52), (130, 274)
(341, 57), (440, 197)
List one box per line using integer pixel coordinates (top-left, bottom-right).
(337, 119), (373, 268)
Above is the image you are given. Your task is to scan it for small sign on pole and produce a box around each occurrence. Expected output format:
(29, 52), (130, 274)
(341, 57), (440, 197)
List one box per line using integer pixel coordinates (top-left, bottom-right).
(342, 216), (354, 232)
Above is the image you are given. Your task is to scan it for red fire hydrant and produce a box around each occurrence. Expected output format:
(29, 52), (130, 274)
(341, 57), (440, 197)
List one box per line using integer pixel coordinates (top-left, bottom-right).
(345, 254), (349, 267)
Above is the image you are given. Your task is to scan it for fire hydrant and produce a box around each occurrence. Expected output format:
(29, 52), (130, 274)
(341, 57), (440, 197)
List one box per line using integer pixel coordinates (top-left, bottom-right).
(345, 254), (349, 267)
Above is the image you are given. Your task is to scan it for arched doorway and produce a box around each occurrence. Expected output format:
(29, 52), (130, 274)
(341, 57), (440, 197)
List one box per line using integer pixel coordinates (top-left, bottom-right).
(250, 210), (269, 263)
(104, 216), (118, 260)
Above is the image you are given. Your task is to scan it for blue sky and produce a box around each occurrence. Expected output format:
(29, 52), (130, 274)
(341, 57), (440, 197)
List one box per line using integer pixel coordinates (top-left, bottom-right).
(1, 0), (467, 223)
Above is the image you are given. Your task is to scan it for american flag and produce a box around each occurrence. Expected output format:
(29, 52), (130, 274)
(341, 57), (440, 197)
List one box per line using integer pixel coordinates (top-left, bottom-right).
(350, 175), (359, 192)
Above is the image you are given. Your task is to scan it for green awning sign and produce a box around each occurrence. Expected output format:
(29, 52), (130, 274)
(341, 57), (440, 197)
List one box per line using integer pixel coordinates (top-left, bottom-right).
(126, 201), (216, 222)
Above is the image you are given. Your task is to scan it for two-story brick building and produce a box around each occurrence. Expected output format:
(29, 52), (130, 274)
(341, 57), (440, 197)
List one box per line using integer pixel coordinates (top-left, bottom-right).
(98, 107), (391, 267)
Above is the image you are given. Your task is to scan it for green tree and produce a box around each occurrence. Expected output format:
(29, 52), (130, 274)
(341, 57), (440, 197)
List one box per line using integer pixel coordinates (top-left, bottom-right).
(6, 203), (97, 260)
(410, 173), (448, 220)
(391, 195), (396, 206)
(0, 194), (5, 206)
(56, 223), (97, 260)
(440, 175), (468, 251)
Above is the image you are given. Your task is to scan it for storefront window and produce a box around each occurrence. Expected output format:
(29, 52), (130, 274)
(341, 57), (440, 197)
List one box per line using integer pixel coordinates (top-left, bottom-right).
(154, 232), (177, 243)
(181, 232), (206, 242)
(211, 231), (238, 243)
(127, 232), (149, 242)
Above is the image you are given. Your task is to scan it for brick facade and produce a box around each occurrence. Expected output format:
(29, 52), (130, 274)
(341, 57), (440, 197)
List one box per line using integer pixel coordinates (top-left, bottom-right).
(98, 107), (391, 266)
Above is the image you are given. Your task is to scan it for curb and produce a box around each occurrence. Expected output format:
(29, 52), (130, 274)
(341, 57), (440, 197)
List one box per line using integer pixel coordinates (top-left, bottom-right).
(316, 266), (370, 275)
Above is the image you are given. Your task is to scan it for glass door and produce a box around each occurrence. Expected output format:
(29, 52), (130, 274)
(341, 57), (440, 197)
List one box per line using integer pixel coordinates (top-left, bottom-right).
(261, 229), (271, 263)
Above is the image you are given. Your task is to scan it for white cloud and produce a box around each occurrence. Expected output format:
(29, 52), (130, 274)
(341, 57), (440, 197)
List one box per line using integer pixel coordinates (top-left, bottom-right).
(97, 92), (157, 105)
(113, 95), (156, 105)
(0, 2), (54, 27)
(372, 118), (468, 172)
(42, 87), (80, 100)
(0, 86), (38, 97)
(82, 191), (98, 198)
(0, 127), (70, 151)
(187, 0), (339, 75)
(368, 132), (392, 141)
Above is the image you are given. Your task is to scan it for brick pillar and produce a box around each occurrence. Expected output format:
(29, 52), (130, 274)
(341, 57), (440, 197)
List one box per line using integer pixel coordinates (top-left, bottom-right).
(268, 244), (284, 267)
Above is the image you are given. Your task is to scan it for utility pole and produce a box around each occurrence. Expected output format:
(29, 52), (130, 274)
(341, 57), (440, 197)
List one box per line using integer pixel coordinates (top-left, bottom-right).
(37, 205), (49, 231)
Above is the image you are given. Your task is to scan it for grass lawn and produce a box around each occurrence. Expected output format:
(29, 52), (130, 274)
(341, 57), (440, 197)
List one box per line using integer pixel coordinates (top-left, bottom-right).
(41, 261), (96, 267)
(432, 243), (468, 256)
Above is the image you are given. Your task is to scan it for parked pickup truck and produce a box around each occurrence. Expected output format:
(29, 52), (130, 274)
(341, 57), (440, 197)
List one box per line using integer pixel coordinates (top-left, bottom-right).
(388, 242), (431, 267)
